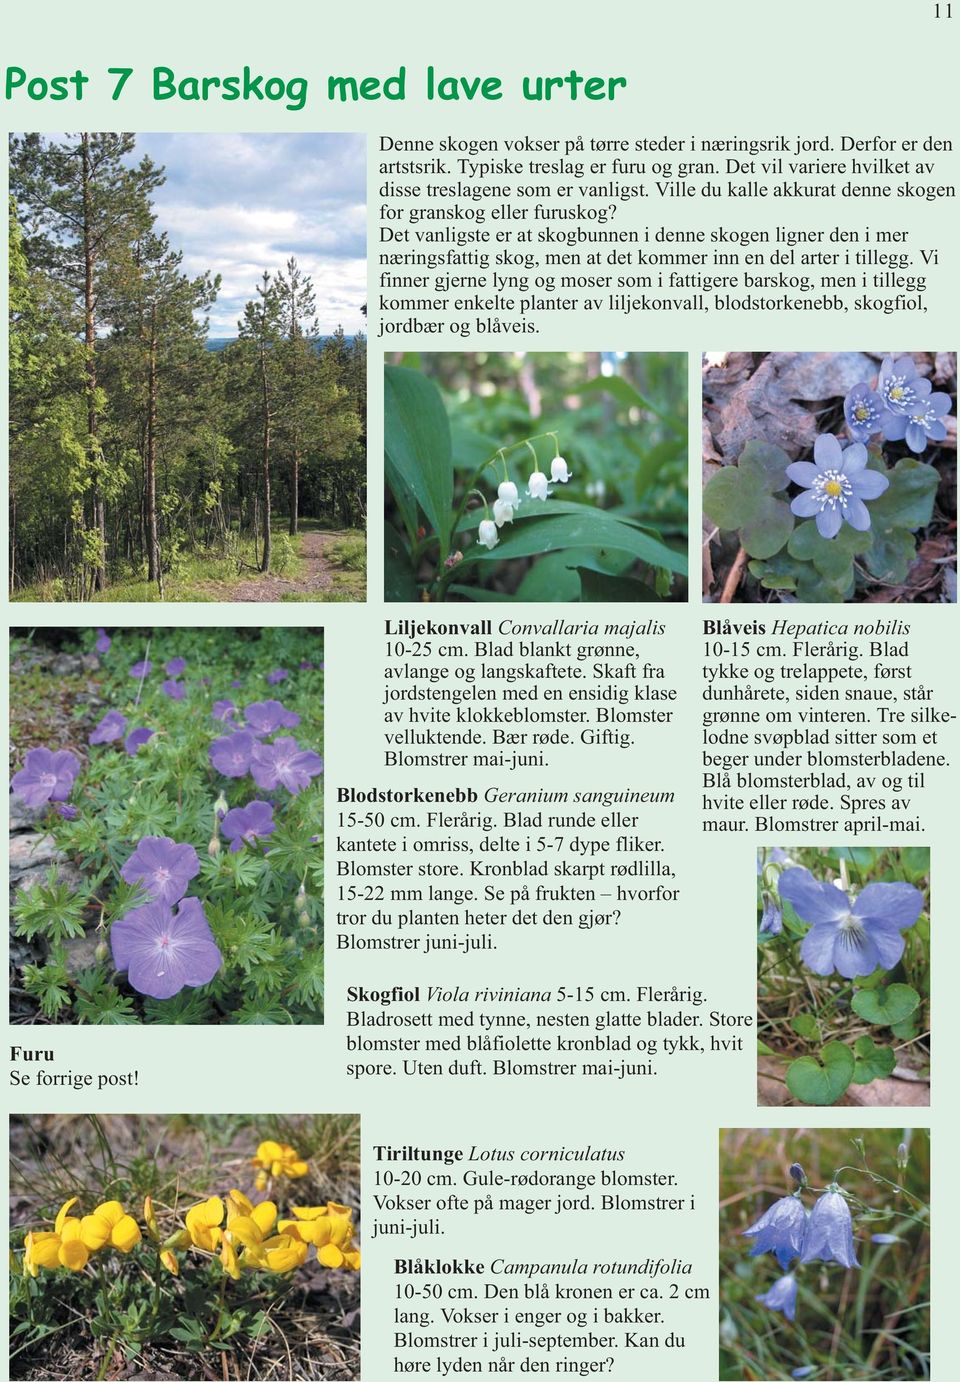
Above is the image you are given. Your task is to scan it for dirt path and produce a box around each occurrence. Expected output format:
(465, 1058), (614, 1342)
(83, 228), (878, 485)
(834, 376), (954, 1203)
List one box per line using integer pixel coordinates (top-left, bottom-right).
(216, 530), (352, 602)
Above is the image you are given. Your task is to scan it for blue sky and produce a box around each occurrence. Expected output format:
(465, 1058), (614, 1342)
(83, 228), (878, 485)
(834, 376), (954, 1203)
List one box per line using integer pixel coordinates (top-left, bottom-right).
(132, 133), (366, 336)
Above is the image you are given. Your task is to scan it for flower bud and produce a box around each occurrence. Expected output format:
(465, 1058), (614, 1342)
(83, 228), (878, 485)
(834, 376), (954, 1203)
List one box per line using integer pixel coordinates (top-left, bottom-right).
(527, 470), (549, 501)
(214, 793), (228, 820)
(789, 1162), (806, 1187)
(897, 1142), (909, 1169)
(295, 885), (309, 913)
(95, 941), (109, 963)
(208, 837), (221, 858)
(550, 456), (571, 483)
(477, 519), (499, 550)
(498, 480), (519, 507)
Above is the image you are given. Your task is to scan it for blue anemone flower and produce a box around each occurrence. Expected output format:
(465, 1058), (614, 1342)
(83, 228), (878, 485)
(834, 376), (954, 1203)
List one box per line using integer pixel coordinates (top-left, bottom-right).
(786, 435), (889, 539)
(877, 354), (928, 416)
(844, 382), (883, 443)
(799, 1188), (859, 1269)
(882, 390), (952, 454)
(777, 866), (922, 979)
(755, 1274), (798, 1322)
(742, 1195), (807, 1271)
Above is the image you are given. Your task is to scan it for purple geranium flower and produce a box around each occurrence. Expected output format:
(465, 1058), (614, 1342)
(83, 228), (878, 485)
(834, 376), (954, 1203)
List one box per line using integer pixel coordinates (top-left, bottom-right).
(89, 710), (128, 745)
(221, 800), (277, 853)
(844, 382), (883, 443)
(244, 699), (301, 735)
(121, 836), (200, 906)
(56, 804), (79, 820)
(743, 1195), (808, 1271)
(129, 660), (152, 678)
(95, 628), (111, 654)
(209, 730), (256, 778)
(266, 668), (289, 685)
(231, 679), (243, 689)
(799, 1188), (859, 1269)
(161, 679), (186, 701)
(777, 866), (922, 979)
(250, 736), (323, 794)
(755, 1274), (798, 1323)
(212, 700), (236, 722)
(882, 391), (952, 454)
(11, 748), (81, 808)
(165, 657), (186, 676)
(786, 434), (889, 539)
(111, 896), (221, 1000)
(124, 727), (154, 756)
(299, 660), (315, 670)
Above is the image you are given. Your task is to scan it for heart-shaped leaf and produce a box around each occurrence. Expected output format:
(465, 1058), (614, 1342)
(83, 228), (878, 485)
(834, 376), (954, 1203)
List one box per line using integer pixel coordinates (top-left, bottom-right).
(851, 1036), (897, 1084)
(786, 1042), (855, 1106)
(791, 1013), (819, 1040)
(788, 519), (870, 581)
(851, 984), (920, 1027)
(703, 441), (794, 558)
(867, 457), (940, 530)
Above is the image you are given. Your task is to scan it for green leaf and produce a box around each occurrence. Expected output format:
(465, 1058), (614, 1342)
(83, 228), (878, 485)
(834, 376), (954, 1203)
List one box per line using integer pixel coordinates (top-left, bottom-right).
(786, 1042), (855, 1105)
(580, 374), (683, 434)
(703, 441), (794, 558)
(575, 566), (660, 601)
(851, 1035), (897, 1084)
(791, 1013), (819, 1040)
(384, 524), (418, 602)
(899, 848), (929, 883)
(384, 365), (453, 558)
(450, 423), (497, 472)
(891, 1018), (918, 1041)
(747, 553), (799, 590)
(464, 510), (687, 575)
(788, 519), (870, 581)
(863, 525), (916, 584)
(867, 457), (940, 530)
(851, 984), (920, 1026)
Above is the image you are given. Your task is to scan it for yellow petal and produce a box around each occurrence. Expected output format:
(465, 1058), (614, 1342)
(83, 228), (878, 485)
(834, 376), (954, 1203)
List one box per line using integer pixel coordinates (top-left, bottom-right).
(342, 1250), (361, 1271)
(160, 1249), (179, 1277)
(254, 1170), (268, 1192)
(58, 1238), (90, 1271)
(253, 1140), (283, 1168)
(262, 1235), (308, 1273)
(226, 1215), (264, 1248)
(226, 1189), (253, 1222)
(286, 1160), (309, 1178)
(91, 1200), (125, 1229)
(80, 1214), (112, 1250)
(220, 1237), (242, 1281)
(291, 1204), (328, 1222)
(26, 1231), (61, 1271)
(317, 1243), (346, 1269)
(55, 1198), (79, 1235)
(251, 1201), (277, 1236)
(326, 1202), (354, 1221)
(143, 1196), (160, 1242)
(275, 1220), (306, 1242)
(111, 1216), (142, 1252)
(59, 1219), (84, 1244)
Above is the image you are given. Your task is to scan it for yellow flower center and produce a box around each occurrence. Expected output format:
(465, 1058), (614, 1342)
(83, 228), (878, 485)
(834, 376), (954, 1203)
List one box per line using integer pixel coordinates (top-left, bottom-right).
(824, 480), (843, 497)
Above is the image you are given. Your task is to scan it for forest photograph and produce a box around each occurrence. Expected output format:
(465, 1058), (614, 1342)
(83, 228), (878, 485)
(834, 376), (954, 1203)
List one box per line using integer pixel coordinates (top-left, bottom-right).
(9, 132), (367, 603)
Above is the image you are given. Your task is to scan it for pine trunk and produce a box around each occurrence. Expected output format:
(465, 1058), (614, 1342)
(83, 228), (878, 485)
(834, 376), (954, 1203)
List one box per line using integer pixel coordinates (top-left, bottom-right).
(260, 344), (272, 572)
(147, 306), (160, 585)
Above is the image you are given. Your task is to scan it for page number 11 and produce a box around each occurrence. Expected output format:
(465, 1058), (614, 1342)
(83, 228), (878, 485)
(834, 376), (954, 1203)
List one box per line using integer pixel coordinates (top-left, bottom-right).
(934, 2), (953, 14)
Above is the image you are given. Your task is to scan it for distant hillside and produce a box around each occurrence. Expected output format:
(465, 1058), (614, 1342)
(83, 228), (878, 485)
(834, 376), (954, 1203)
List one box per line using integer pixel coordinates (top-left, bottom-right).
(206, 335), (357, 352)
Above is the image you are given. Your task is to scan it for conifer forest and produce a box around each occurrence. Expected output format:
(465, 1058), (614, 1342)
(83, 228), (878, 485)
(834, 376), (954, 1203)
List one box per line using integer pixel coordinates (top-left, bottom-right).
(9, 133), (367, 602)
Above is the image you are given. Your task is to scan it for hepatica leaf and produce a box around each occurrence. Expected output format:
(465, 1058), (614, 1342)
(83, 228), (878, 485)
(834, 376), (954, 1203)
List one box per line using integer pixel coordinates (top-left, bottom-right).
(851, 983), (920, 1027)
(791, 1013), (820, 1040)
(788, 519), (871, 582)
(851, 1036), (897, 1084)
(703, 440), (794, 559)
(786, 1042), (855, 1105)
(867, 458), (940, 530)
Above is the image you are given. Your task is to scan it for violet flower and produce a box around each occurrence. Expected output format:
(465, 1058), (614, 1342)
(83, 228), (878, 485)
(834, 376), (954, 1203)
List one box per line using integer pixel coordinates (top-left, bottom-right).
(124, 728), (154, 756)
(786, 435), (889, 539)
(843, 382), (883, 443)
(799, 1188), (859, 1269)
(742, 1195), (808, 1271)
(777, 866), (923, 979)
(161, 679), (186, 701)
(56, 804), (79, 820)
(121, 836), (200, 906)
(245, 699), (301, 735)
(209, 730), (256, 778)
(266, 668), (289, 685)
(212, 700), (236, 722)
(129, 660), (152, 678)
(11, 748), (81, 808)
(755, 1274), (798, 1323)
(89, 710), (127, 745)
(221, 800), (276, 853)
(250, 736), (323, 794)
(165, 657), (187, 676)
(759, 898), (783, 936)
(111, 896), (221, 1000)
(95, 628), (111, 654)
